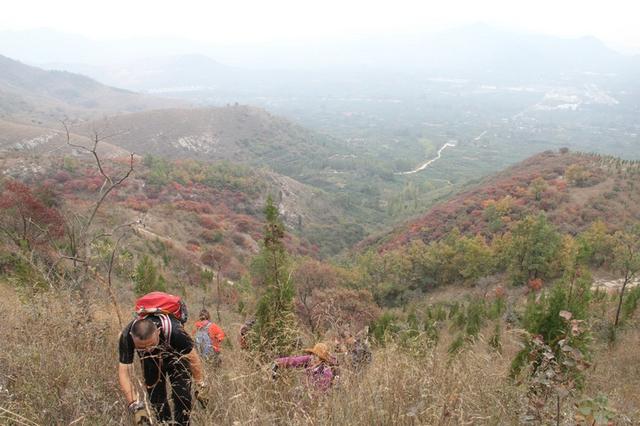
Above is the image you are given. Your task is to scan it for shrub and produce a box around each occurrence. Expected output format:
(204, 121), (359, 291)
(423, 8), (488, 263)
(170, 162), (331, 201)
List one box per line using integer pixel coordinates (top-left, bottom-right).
(133, 255), (166, 296)
(370, 312), (399, 344)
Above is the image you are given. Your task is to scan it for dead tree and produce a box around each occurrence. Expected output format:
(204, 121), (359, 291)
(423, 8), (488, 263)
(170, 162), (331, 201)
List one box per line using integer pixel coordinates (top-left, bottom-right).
(58, 120), (136, 326)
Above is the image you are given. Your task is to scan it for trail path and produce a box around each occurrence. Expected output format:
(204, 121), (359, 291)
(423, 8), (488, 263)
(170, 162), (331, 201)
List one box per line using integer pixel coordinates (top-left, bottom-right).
(592, 277), (640, 293)
(133, 225), (174, 245)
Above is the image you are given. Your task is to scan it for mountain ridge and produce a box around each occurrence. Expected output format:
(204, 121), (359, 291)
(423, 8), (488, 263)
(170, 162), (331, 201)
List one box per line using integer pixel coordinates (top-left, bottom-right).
(0, 54), (181, 125)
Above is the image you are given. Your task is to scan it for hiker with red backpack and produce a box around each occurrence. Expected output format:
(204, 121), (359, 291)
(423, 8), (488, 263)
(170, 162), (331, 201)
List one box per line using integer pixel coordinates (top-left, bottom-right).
(117, 292), (208, 426)
(192, 309), (225, 366)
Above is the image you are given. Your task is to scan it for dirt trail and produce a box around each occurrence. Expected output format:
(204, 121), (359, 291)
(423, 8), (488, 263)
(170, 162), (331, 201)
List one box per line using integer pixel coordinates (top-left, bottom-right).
(133, 225), (175, 246)
(592, 277), (640, 293)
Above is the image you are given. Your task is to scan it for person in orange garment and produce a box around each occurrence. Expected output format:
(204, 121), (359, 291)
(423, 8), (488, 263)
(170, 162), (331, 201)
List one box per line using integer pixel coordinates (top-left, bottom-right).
(192, 309), (225, 366)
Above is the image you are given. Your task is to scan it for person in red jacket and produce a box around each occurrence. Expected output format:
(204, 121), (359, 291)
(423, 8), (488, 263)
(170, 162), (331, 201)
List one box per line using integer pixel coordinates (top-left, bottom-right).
(192, 309), (225, 366)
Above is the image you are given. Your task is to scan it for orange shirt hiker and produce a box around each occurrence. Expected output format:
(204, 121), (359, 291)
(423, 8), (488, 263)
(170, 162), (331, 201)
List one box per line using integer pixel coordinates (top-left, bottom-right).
(193, 319), (225, 353)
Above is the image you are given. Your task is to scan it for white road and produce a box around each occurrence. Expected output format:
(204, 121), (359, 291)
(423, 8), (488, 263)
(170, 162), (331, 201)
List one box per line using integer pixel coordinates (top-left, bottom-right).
(395, 142), (456, 175)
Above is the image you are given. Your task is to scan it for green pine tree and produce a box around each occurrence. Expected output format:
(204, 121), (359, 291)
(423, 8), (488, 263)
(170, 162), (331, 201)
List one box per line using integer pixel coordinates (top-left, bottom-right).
(248, 196), (299, 358)
(507, 214), (561, 286)
(133, 255), (166, 296)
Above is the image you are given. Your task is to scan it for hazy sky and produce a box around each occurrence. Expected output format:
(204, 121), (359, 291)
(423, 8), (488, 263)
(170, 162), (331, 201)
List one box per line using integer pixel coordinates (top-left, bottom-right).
(2, 0), (640, 52)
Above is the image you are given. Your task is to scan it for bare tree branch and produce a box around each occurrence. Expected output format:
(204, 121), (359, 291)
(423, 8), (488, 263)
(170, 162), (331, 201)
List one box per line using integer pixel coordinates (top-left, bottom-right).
(81, 152), (134, 243)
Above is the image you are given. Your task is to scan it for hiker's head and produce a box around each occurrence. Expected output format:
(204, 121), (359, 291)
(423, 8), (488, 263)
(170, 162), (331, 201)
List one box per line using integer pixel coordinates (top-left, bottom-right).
(199, 309), (211, 321)
(130, 318), (161, 351)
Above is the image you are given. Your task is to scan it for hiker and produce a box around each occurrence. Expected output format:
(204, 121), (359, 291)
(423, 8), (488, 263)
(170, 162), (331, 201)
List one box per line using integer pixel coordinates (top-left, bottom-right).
(238, 317), (255, 350)
(192, 309), (225, 366)
(118, 293), (207, 426)
(334, 329), (372, 372)
(271, 343), (337, 391)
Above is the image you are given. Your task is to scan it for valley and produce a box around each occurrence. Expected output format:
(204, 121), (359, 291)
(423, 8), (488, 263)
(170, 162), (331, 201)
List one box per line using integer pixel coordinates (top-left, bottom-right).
(1, 21), (640, 425)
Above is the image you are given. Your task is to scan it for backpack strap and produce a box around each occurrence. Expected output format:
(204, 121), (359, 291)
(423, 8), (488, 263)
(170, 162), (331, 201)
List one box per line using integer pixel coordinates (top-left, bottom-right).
(157, 314), (172, 347)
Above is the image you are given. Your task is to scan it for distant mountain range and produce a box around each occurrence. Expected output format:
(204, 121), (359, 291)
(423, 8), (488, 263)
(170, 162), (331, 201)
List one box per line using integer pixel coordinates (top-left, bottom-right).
(0, 54), (179, 125)
(1, 24), (639, 92)
(1, 45), (638, 258)
(46, 54), (238, 92)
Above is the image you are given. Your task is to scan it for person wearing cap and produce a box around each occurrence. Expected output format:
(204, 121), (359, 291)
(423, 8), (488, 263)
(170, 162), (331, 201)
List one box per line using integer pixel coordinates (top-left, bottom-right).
(271, 343), (337, 391)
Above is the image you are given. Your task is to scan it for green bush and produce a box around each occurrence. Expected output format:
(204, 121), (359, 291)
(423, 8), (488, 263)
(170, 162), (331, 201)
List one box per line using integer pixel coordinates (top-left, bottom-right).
(133, 255), (166, 296)
(621, 285), (640, 323)
(511, 279), (592, 386)
(370, 312), (399, 344)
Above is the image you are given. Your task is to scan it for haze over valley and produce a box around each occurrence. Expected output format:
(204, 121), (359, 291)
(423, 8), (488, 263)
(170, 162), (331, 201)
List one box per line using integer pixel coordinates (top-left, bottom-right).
(2, 3), (640, 424)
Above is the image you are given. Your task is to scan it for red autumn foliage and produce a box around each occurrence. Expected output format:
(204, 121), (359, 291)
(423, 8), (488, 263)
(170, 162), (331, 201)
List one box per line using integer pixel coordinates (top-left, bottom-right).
(53, 171), (71, 183)
(198, 214), (219, 230)
(0, 180), (65, 249)
(234, 216), (255, 233)
(174, 201), (214, 214)
(125, 197), (150, 212)
(293, 259), (380, 333)
(373, 151), (640, 252)
(186, 243), (200, 253)
(201, 247), (230, 268)
(528, 278), (544, 292)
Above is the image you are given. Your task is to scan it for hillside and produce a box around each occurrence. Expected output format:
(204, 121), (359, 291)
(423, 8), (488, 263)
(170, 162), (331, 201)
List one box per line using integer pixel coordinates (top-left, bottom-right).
(367, 150), (640, 251)
(1, 144), (377, 276)
(3, 144), (640, 425)
(75, 106), (389, 252)
(0, 54), (178, 125)
(79, 105), (350, 176)
(0, 102), (392, 255)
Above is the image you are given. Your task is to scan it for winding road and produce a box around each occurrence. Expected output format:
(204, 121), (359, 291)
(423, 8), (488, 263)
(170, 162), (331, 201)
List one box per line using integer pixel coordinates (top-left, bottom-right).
(395, 142), (456, 175)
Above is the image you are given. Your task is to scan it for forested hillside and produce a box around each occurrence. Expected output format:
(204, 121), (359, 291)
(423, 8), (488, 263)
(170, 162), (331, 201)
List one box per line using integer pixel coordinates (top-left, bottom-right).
(372, 149), (640, 250)
(2, 144), (640, 424)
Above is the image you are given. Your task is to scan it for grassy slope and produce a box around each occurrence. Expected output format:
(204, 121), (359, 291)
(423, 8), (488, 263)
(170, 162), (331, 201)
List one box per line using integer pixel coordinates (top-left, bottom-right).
(2, 279), (639, 424)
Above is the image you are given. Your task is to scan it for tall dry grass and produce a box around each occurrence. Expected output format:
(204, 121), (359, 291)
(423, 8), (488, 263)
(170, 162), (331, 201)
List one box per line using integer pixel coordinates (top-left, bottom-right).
(0, 285), (127, 425)
(192, 339), (522, 425)
(1, 282), (639, 425)
(586, 327), (640, 422)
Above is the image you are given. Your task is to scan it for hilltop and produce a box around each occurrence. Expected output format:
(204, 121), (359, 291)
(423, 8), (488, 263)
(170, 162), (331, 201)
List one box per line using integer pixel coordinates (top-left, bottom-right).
(365, 149), (640, 251)
(0, 99), (388, 255)
(78, 105), (352, 179)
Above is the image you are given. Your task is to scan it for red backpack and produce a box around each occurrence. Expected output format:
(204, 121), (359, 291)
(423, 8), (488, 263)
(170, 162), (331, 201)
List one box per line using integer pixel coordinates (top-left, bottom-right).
(135, 292), (189, 324)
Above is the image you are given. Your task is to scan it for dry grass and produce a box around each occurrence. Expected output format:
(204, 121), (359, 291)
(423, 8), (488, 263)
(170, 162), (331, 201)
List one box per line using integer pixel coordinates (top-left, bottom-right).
(193, 340), (522, 425)
(1, 283), (639, 425)
(587, 327), (640, 422)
